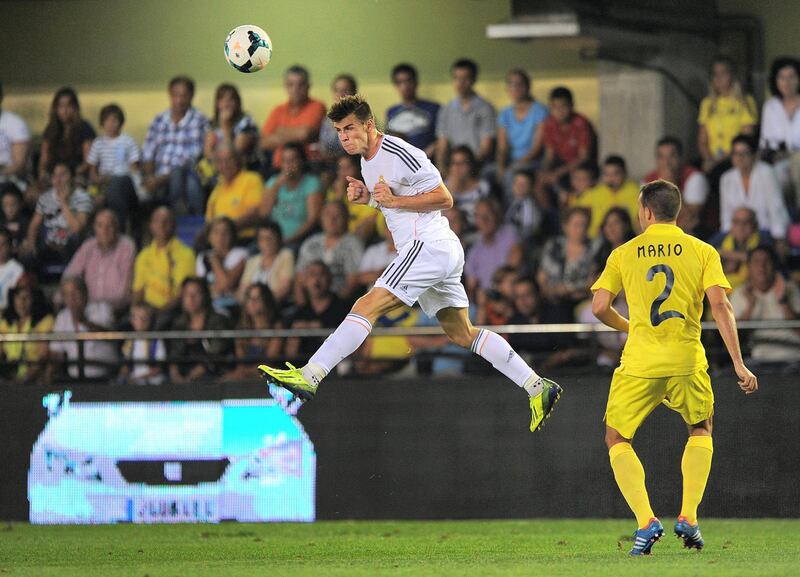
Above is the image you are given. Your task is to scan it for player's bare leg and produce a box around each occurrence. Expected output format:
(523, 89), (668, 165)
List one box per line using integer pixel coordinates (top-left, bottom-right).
(258, 287), (405, 400)
(606, 425), (663, 554)
(435, 306), (562, 431)
(675, 417), (713, 549)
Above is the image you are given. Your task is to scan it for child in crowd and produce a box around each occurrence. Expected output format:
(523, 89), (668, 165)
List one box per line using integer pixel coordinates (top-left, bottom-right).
(0, 185), (30, 249)
(118, 302), (166, 385)
(559, 160), (598, 208)
(504, 170), (541, 244)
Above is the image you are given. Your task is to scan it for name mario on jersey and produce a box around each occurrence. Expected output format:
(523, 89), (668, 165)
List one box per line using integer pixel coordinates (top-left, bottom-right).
(636, 243), (683, 258)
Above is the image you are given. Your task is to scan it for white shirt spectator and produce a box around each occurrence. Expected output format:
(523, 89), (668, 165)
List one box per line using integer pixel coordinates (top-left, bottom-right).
(196, 247), (249, 283)
(359, 240), (396, 273)
(87, 134), (140, 176)
(730, 279), (800, 362)
(128, 339), (166, 385)
(759, 96), (800, 151)
(720, 161), (790, 239)
(682, 171), (710, 206)
(0, 110), (30, 168)
(0, 258), (23, 310)
(50, 302), (117, 379)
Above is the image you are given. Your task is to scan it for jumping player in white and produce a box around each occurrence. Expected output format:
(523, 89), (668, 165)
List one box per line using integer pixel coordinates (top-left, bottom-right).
(259, 95), (562, 432)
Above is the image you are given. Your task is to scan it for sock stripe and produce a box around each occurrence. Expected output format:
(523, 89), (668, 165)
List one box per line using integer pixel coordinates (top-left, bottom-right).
(389, 240), (424, 287)
(385, 240), (419, 286)
(347, 313), (372, 327)
(345, 314), (373, 333)
(471, 329), (486, 353)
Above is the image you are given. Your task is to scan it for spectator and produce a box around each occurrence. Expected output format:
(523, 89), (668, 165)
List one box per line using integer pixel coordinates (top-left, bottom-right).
(284, 260), (349, 360)
(507, 277), (563, 359)
(141, 76), (209, 215)
(385, 63), (440, 157)
(643, 136), (709, 235)
(504, 170), (541, 244)
(260, 65), (326, 171)
(21, 161), (93, 269)
(495, 69), (548, 197)
(443, 206), (471, 252)
(720, 134), (789, 245)
(475, 265), (517, 326)
(168, 277), (233, 383)
(38, 87), (95, 182)
(559, 160), (598, 208)
(202, 83), (258, 178)
(0, 227), (23, 311)
(731, 245), (800, 363)
(465, 197), (520, 296)
(536, 86), (596, 208)
(0, 82), (31, 185)
(435, 58), (496, 170)
(327, 153), (382, 242)
(698, 56), (757, 175)
(759, 57), (800, 210)
(205, 143), (262, 241)
(86, 104), (142, 232)
(573, 155), (640, 238)
(259, 142), (323, 246)
(239, 220), (295, 303)
(223, 283), (283, 382)
(196, 216), (248, 313)
(349, 227), (396, 293)
(49, 276), (117, 381)
(444, 146), (490, 228)
(0, 282), (53, 384)
(712, 207), (771, 290)
(318, 73), (358, 160)
(64, 208), (136, 313)
(536, 206), (595, 322)
(118, 302), (166, 385)
(132, 206), (196, 313)
(593, 207), (636, 272)
(0, 185), (30, 248)
(295, 200), (364, 301)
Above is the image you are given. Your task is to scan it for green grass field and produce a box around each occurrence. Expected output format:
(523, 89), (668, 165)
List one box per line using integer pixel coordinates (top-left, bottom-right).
(1, 519), (798, 577)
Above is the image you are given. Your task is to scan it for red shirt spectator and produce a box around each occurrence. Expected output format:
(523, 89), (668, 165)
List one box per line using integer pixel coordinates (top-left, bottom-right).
(541, 111), (595, 165)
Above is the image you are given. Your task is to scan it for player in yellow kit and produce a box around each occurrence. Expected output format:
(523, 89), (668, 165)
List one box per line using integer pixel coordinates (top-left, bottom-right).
(591, 179), (758, 555)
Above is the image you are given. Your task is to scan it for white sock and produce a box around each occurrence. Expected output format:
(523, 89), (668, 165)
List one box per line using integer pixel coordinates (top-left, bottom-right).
(305, 313), (373, 385)
(471, 329), (541, 394)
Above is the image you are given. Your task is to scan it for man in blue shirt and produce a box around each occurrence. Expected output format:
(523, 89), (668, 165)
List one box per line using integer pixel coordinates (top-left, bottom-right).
(385, 63), (440, 158)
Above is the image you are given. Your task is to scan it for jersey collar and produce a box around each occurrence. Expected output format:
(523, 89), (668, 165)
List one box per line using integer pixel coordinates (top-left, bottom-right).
(643, 222), (682, 236)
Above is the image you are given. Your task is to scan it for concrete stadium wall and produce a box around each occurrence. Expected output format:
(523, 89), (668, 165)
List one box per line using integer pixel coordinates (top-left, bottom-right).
(1, 371), (797, 522)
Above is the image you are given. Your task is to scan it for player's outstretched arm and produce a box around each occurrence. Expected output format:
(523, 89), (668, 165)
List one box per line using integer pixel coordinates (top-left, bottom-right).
(591, 288), (630, 333)
(706, 285), (758, 394)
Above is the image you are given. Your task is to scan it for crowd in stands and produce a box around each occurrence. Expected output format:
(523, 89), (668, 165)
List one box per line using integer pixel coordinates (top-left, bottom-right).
(1, 54), (800, 385)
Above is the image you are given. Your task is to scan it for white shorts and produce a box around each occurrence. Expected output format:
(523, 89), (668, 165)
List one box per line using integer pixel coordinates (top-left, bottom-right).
(374, 238), (469, 317)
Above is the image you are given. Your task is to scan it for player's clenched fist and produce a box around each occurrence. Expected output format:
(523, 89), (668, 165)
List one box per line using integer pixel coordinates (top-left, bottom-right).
(345, 176), (369, 204)
(373, 175), (396, 208)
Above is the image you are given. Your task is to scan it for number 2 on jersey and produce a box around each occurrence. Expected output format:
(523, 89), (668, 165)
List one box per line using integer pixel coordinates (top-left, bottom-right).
(646, 264), (685, 326)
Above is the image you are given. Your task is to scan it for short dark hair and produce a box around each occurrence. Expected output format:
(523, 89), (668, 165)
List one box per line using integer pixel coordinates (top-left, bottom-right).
(181, 276), (212, 311)
(169, 75), (195, 96)
(640, 179), (682, 222)
(448, 144), (477, 175)
(256, 219), (283, 245)
(604, 155), (627, 172)
(391, 63), (418, 83)
(731, 133), (758, 154)
(285, 65), (310, 84)
(573, 160), (599, 180)
(332, 73), (357, 94)
(769, 56), (800, 97)
(656, 136), (683, 156)
(282, 141), (307, 165)
(549, 86), (574, 107)
(563, 205), (592, 227)
(451, 58), (478, 81)
(748, 244), (779, 266)
(327, 94), (373, 123)
(99, 103), (125, 126)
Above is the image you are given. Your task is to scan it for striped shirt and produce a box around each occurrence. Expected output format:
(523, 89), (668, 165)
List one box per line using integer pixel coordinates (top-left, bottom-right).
(87, 133), (140, 176)
(141, 108), (209, 175)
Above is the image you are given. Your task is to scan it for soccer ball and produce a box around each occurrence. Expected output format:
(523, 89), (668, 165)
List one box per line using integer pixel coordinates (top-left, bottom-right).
(224, 25), (272, 73)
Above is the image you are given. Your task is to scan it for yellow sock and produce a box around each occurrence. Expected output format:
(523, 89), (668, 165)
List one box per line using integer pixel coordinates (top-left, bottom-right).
(609, 442), (654, 528)
(680, 435), (713, 525)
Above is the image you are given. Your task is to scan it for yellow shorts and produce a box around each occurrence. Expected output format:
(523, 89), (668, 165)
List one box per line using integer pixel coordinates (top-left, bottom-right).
(604, 368), (714, 439)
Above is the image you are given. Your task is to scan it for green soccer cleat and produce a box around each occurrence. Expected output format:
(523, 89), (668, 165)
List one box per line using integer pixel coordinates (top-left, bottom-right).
(257, 362), (318, 402)
(529, 378), (562, 432)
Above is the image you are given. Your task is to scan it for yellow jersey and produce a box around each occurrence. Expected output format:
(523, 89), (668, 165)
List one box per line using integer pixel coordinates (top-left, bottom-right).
(698, 95), (758, 157)
(572, 180), (640, 238)
(205, 170), (264, 239)
(591, 223), (730, 377)
(133, 238), (196, 309)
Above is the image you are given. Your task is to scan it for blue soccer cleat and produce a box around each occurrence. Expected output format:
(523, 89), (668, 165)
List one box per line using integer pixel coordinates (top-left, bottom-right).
(674, 516), (704, 550)
(629, 518), (664, 555)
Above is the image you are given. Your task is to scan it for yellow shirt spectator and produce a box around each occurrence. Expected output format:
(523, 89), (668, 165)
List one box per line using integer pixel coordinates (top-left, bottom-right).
(205, 170), (263, 240)
(698, 95), (757, 158)
(0, 315), (54, 381)
(591, 223), (730, 377)
(573, 180), (640, 238)
(326, 187), (386, 239)
(133, 238), (196, 310)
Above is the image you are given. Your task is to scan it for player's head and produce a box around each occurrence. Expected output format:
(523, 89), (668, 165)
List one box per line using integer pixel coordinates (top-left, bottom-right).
(329, 95), (376, 156)
(639, 179), (682, 229)
(391, 63), (418, 100)
(451, 58), (478, 96)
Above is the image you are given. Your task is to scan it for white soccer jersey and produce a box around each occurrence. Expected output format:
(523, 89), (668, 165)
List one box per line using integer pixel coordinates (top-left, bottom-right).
(360, 134), (456, 251)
